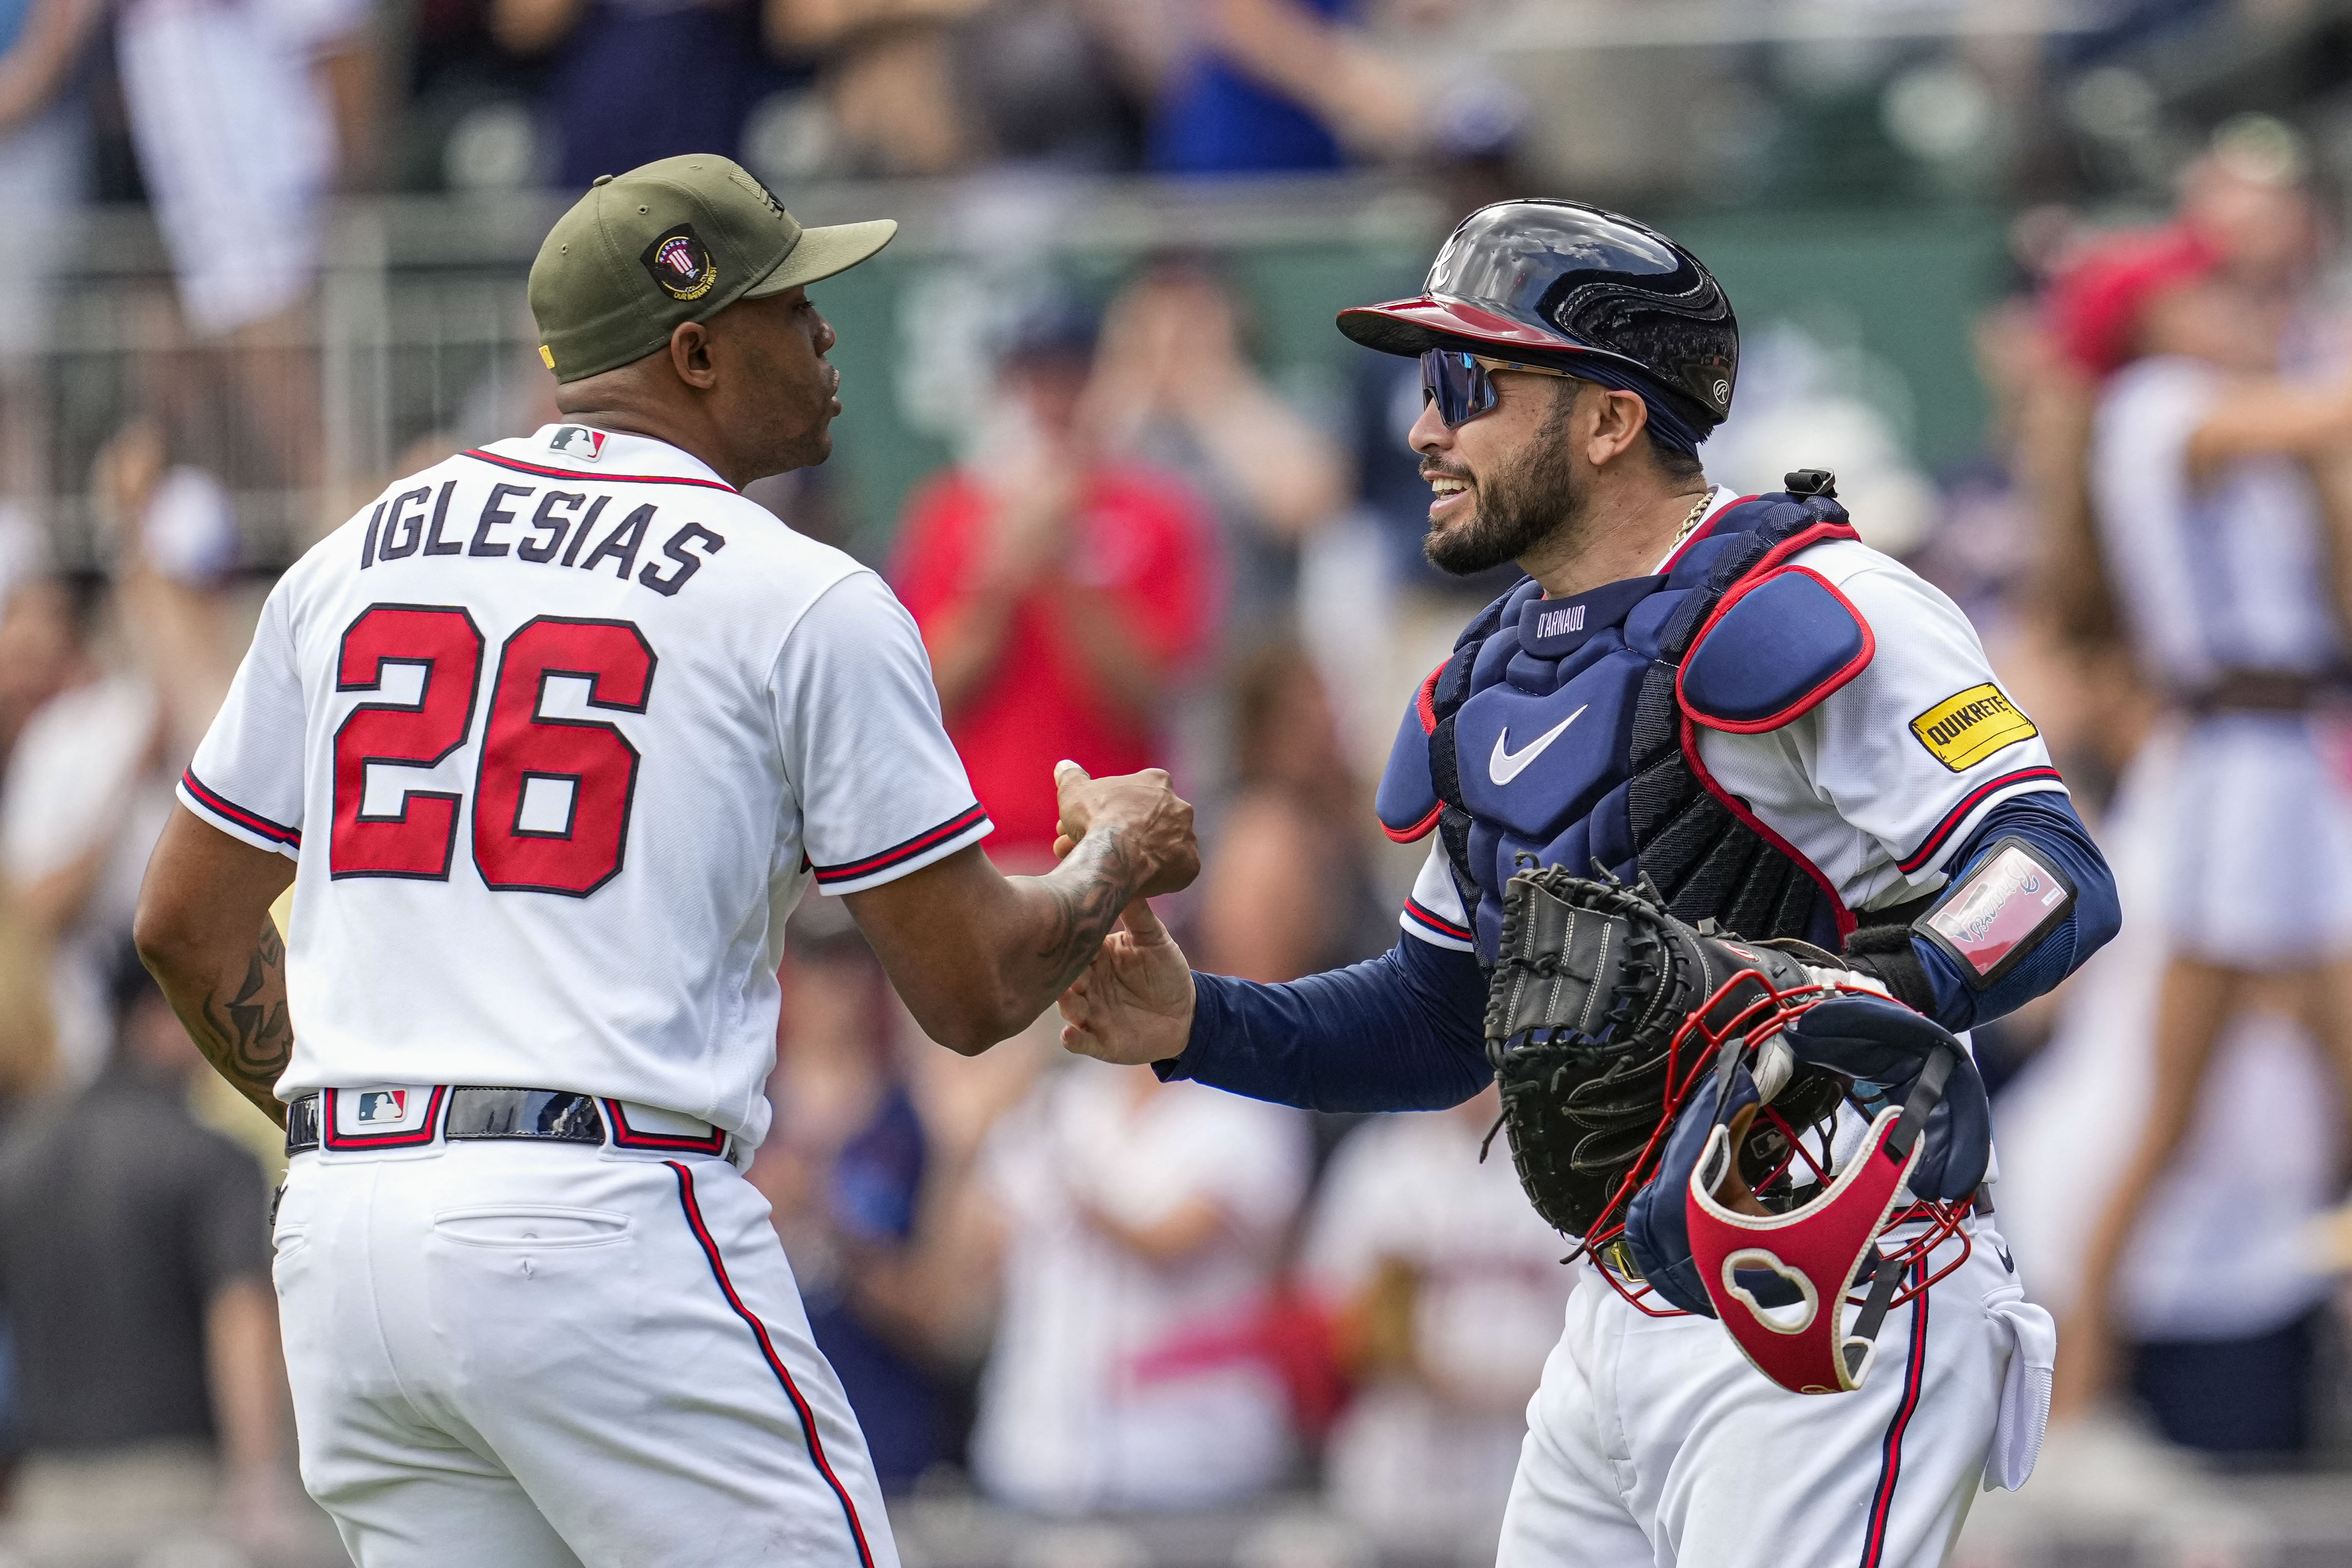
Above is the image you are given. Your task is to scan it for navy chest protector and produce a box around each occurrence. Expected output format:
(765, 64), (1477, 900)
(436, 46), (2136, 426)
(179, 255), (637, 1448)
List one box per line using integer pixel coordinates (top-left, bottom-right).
(1379, 487), (1877, 960)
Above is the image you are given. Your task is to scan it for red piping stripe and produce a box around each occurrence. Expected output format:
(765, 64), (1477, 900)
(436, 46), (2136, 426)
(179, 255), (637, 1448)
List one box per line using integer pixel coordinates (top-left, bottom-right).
(602, 1099), (727, 1155)
(1383, 803), (1443, 845)
(1858, 1263), (1930, 1568)
(811, 804), (990, 884)
(320, 1086), (448, 1150)
(1414, 660), (1446, 735)
(1403, 898), (1472, 942)
(667, 1162), (878, 1568)
(1659, 493), (1759, 574)
(1676, 566), (1877, 734)
(1896, 768), (2064, 875)
(460, 449), (738, 493)
(181, 770), (302, 848)
(1732, 518), (1860, 584)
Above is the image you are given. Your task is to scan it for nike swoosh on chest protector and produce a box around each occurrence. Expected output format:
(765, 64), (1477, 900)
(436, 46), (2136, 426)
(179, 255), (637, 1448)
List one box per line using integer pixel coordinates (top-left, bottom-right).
(1488, 705), (1588, 785)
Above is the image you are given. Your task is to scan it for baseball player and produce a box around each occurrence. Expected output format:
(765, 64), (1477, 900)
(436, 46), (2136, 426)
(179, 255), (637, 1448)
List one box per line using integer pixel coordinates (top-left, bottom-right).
(130, 154), (1198, 1568)
(1057, 200), (2120, 1567)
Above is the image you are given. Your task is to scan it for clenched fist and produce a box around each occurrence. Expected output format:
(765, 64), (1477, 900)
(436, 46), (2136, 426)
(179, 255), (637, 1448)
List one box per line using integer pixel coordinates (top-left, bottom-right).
(1052, 760), (1198, 899)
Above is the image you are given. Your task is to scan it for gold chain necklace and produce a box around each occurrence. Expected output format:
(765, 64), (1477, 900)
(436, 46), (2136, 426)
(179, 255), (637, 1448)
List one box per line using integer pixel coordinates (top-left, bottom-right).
(1668, 489), (1713, 551)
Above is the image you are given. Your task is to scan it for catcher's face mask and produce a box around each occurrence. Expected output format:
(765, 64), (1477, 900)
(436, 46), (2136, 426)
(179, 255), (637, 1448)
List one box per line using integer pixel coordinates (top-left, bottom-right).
(1621, 991), (1990, 1395)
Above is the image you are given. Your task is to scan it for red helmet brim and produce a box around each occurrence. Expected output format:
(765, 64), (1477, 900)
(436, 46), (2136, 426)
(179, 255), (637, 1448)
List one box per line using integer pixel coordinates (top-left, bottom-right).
(1336, 295), (1593, 359)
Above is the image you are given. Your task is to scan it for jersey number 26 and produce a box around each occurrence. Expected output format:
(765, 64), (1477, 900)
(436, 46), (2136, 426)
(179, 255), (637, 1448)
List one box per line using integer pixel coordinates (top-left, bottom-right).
(330, 604), (654, 897)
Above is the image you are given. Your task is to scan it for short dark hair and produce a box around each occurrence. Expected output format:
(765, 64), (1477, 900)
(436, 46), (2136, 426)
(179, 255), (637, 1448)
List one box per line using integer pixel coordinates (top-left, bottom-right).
(1650, 434), (1704, 481)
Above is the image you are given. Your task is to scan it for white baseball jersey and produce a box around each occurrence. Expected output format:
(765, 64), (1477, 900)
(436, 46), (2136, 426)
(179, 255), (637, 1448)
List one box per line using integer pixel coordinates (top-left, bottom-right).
(970, 1060), (1309, 1513)
(181, 424), (991, 1145)
(1404, 495), (2066, 950)
(1300, 1104), (1575, 1549)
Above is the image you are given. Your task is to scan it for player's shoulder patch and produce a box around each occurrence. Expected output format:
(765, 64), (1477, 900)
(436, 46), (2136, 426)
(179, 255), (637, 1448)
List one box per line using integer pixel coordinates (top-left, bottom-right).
(1910, 683), (2039, 772)
(1677, 565), (1874, 732)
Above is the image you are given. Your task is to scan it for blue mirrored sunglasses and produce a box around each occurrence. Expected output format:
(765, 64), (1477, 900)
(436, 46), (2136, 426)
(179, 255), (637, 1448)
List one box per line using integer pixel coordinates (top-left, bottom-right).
(1420, 349), (1578, 428)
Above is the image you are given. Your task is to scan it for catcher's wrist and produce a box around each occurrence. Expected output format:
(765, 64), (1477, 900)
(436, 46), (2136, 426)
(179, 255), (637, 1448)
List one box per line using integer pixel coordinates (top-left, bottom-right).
(1147, 971), (1206, 1081)
(1837, 941), (1936, 1017)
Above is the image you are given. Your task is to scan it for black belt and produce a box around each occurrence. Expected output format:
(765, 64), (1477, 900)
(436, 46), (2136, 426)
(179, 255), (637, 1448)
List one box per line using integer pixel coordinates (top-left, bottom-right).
(286, 1087), (608, 1155)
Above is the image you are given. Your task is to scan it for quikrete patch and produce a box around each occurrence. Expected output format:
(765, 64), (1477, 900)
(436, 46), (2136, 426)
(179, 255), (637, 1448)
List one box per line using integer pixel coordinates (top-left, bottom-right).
(1911, 683), (2038, 771)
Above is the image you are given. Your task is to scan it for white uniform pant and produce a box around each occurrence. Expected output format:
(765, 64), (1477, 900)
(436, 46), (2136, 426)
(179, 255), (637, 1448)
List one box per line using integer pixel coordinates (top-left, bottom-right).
(272, 1139), (899, 1568)
(1498, 1224), (2046, 1568)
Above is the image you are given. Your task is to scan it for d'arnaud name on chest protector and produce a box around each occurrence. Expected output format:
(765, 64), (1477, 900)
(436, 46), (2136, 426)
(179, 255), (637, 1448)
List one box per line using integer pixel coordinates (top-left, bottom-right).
(1377, 485), (1875, 962)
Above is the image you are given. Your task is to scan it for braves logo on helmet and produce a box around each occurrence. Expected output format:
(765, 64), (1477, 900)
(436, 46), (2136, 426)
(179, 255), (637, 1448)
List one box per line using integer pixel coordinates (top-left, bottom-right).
(639, 224), (718, 302)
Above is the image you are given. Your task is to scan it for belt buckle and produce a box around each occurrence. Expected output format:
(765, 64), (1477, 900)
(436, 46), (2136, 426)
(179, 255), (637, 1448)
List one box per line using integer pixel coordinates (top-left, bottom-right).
(444, 1088), (604, 1143)
(323, 1086), (444, 1149)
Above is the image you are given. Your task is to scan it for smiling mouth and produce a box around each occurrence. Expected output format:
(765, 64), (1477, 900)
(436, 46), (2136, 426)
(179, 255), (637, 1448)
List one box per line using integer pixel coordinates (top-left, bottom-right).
(1426, 472), (1473, 517)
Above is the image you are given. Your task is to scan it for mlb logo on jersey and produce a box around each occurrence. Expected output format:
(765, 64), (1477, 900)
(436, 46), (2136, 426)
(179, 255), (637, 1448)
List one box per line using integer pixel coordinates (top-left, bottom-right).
(549, 425), (606, 462)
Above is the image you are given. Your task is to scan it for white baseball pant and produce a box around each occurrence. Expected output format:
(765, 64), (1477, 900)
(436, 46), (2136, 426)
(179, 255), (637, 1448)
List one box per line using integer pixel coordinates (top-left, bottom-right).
(1497, 1220), (2052, 1568)
(271, 1136), (898, 1568)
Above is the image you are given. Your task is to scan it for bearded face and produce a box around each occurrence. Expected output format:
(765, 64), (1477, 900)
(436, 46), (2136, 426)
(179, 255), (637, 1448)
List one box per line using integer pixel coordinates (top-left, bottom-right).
(1423, 382), (1587, 577)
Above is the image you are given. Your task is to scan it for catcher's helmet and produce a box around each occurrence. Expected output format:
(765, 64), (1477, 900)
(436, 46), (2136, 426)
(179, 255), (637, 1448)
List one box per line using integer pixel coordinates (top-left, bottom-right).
(1338, 199), (1738, 433)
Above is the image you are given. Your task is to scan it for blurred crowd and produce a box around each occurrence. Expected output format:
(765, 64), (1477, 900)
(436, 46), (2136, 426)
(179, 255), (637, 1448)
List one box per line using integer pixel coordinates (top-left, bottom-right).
(3, 1), (2352, 1566)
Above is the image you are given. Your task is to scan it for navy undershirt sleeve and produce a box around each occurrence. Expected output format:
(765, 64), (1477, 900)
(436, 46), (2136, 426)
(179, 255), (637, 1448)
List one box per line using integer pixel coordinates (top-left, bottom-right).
(1155, 794), (2114, 1106)
(1915, 790), (2118, 1031)
(1153, 931), (1491, 1112)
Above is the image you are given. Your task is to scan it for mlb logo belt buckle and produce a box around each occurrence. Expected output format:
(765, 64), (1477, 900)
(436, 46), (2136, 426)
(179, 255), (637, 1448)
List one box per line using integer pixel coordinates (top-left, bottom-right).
(323, 1085), (446, 1150)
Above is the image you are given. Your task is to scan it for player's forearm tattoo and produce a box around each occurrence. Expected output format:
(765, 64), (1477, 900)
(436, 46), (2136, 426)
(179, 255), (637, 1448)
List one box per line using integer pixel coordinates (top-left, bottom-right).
(192, 918), (294, 1121)
(1035, 824), (1138, 987)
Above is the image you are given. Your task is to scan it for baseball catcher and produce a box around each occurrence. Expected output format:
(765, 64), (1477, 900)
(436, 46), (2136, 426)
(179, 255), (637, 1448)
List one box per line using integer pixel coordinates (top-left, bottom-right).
(1058, 199), (2118, 1568)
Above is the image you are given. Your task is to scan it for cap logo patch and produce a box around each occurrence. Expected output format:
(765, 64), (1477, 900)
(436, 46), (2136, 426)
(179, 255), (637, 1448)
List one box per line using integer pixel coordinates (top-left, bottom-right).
(549, 425), (606, 461)
(1910, 682), (2038, 771)
(641, 223), (717, 302)
(729, 168), (787, 219)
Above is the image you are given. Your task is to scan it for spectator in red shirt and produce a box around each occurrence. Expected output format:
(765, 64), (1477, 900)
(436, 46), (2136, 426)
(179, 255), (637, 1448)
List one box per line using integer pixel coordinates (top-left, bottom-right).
(892, 304), (1219, 865)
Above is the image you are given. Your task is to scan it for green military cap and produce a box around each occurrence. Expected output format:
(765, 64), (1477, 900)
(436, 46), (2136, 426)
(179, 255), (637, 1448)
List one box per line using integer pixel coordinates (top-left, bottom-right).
(529, 154), (896, 383)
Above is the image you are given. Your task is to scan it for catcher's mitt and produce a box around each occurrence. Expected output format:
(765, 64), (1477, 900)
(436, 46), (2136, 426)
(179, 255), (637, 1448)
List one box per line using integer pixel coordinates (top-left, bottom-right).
(1483, 863), (1844, 1243)
(1485, 863), (1994, 1393)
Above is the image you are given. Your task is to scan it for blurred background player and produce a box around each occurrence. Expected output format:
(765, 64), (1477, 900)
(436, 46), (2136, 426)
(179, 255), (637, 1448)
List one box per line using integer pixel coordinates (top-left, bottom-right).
(0, 950), (310, 1568)
(1298, 1083), (1571, 1559)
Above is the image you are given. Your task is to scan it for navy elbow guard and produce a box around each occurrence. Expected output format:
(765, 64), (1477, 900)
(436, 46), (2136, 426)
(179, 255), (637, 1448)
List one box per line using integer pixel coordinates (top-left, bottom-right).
(1913, 837), (2077, 993)
(1846, 820), (2114, 1030)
